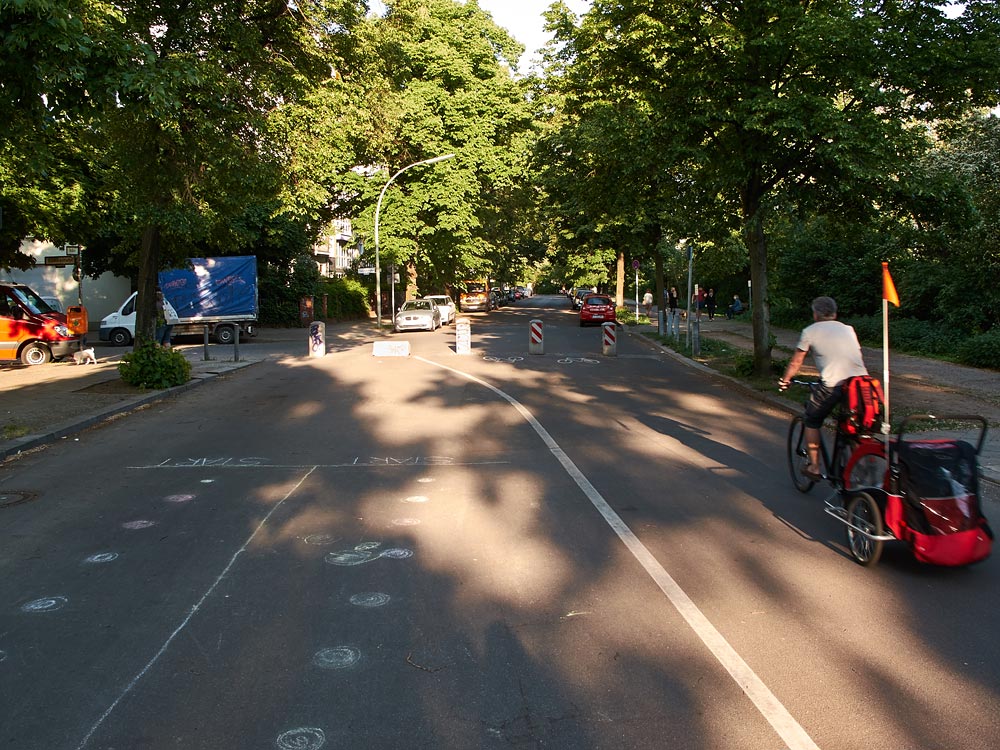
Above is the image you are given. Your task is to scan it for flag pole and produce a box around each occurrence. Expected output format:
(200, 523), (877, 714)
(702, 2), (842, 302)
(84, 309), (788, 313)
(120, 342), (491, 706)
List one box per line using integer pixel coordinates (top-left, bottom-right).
(882, 297), (890, 437)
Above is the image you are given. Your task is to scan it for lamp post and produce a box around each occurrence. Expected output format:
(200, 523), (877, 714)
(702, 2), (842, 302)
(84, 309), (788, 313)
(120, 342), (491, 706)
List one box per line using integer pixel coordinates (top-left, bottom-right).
(374, 153), (455, 329)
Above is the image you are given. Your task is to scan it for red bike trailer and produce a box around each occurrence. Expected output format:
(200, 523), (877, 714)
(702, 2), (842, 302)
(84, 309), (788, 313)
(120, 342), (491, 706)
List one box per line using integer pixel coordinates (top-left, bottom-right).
(826, 414), (992, 567)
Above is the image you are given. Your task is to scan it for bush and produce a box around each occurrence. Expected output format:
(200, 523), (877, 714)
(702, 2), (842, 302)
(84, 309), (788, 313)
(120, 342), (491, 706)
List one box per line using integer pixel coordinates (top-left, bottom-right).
(955, 331), (1000, 370)
(317, 277), (369, 319)
(119, 342), (192, 389)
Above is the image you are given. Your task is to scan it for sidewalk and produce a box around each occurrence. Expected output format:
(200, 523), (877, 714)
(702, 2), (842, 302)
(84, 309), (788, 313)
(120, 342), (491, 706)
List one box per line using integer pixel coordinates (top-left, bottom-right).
(0, 325), (327, 461)
(632, 309), (999, 485)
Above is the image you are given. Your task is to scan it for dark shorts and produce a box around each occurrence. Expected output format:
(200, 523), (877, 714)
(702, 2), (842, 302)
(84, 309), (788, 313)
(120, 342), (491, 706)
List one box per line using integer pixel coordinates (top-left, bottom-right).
(804, 383), (843, 429)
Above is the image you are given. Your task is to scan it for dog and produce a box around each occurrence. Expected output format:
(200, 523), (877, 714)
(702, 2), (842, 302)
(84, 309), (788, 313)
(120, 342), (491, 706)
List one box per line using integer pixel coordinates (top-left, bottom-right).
(73, 347), (97, 365)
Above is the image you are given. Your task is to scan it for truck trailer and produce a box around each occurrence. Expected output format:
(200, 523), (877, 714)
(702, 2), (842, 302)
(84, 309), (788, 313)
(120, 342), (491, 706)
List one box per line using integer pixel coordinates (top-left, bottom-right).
(100, 256), (258, 346)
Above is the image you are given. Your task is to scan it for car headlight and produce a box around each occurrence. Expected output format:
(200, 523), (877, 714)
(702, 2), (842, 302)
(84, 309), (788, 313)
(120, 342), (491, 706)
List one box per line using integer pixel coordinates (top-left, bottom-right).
(54, 325), (71, 337)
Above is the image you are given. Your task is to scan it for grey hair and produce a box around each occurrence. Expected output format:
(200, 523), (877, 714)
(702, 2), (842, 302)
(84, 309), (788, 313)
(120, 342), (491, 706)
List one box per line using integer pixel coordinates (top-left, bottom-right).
(812, 296), (837, 320)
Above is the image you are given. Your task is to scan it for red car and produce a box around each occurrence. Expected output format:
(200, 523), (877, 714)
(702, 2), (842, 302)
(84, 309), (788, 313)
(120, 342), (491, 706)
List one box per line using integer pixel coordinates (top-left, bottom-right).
(579, 293), (615, 326)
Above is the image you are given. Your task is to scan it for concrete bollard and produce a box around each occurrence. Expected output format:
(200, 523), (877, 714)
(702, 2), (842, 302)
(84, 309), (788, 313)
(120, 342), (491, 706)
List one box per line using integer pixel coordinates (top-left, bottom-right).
(528, 319), (544, 355)
(690, 318), (700, 356)
(455, 317), (472, 355)
(602, 322), (617, 356)
(658, 309), (666, 336)
(309, 321), (326, 358)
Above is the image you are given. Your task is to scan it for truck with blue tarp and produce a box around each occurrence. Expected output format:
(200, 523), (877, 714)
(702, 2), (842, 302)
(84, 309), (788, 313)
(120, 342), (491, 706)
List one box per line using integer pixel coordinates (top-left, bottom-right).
(99, 256), (258, 346)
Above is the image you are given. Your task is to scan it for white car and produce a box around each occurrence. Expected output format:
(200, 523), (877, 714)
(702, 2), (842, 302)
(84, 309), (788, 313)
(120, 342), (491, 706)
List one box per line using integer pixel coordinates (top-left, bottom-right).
(394, 299), (441, 332)
(425, 295), (456, 324)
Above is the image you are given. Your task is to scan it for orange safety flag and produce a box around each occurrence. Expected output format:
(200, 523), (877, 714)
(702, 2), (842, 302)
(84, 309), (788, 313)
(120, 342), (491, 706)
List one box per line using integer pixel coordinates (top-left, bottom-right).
(882, 262), (900, 307)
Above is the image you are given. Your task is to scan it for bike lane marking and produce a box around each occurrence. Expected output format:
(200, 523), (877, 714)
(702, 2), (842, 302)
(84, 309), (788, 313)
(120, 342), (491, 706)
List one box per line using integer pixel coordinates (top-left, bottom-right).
(416, 355), (821, 750)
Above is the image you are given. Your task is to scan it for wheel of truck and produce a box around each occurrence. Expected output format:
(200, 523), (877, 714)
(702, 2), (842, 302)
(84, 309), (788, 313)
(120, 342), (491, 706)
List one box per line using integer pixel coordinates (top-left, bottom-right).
(20, 342), (52, 365)
(214, 325), (236, 345)
(110, 328), (132, 347)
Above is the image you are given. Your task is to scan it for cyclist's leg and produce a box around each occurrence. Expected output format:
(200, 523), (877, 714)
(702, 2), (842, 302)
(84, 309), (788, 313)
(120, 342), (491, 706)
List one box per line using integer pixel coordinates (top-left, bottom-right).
(803, 384), (840, 475)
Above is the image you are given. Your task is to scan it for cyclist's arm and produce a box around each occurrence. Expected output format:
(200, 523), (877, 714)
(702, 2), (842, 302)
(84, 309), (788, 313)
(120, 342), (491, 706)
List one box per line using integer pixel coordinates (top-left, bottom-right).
(779, 348), (808, 389)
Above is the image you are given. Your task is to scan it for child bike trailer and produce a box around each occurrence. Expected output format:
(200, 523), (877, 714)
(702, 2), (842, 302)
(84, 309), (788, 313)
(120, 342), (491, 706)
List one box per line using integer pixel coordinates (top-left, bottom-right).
(880, 415), (993, 567)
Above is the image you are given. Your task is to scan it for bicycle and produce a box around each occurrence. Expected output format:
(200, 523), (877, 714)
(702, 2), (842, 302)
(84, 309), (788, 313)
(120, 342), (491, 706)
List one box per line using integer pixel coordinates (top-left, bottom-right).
(785, 379), (891, 564)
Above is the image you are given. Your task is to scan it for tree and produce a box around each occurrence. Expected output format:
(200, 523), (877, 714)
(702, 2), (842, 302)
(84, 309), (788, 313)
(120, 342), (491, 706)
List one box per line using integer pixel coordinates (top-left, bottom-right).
(542, 0), (1000, 373)
(357, 0), (536, 298)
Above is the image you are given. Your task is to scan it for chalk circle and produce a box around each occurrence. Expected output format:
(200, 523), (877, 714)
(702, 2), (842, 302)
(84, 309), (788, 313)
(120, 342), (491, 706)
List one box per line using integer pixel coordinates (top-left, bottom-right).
(122, 520), (155, 530)
(416, 477), (434, 483)
(21, 596), (68, 613)
(313, 646), (361, 670)
(355, 541), (381, 551)
(276, 727), (326, 749)
(304, 534), (338, 546)
(0, 650), (7, 662)
(164, 494), (194, 503)
(200, 479), (214, 484)
(349, 592), (391, 608)
(392, 518), (421, 526)
(380, 548), (413, 559)
(402, 495), (429, 504)
(84, 552), (119, 564)
(325, 550), (372, 566)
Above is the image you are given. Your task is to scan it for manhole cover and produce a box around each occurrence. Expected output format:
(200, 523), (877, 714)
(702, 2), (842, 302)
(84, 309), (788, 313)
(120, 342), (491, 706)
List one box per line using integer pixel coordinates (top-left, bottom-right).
(0, 490), (37, 509)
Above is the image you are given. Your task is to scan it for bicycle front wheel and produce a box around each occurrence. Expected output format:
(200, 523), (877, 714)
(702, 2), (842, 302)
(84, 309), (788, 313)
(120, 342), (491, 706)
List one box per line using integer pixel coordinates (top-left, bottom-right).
(787, 416), (816, 493)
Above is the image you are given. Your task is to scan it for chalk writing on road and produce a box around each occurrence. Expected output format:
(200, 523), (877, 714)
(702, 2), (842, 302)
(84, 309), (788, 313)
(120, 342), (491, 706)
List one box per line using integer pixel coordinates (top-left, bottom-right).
(141, 456), (499, 468)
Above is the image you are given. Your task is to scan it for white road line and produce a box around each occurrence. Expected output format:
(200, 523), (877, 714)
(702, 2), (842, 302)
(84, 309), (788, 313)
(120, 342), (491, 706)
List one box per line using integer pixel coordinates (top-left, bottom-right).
(75, 466), (318, 750)
(415, 355), (821, 750)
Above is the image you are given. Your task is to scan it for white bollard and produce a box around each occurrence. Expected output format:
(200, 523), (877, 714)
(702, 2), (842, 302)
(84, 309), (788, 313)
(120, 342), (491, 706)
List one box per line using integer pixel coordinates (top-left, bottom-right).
(455, 317), (472, 355)
(309, 321), (326, 358)
(602, 322), (617, 356)
(528, 319), (544, 355)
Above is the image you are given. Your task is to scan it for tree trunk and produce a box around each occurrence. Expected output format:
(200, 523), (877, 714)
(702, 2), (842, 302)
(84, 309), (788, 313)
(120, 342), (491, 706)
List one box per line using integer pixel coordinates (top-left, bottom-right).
(654, 229), (664, 319)
(743, 187), (772, 377)
(136, 225), (161, 346)
(615, 250), (625, 307)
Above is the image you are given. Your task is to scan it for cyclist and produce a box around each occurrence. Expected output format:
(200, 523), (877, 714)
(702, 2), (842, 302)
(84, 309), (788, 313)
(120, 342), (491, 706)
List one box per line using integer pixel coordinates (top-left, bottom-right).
(778, 296), (868, 480)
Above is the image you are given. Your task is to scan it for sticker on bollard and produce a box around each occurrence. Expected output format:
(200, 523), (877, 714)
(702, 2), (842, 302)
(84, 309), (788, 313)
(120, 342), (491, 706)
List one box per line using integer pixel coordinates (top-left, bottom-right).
(309, 321), (326, 358)
(455, 317), (472, 355)
(602, 322), (617, 356)
(528, 319), (544, 355)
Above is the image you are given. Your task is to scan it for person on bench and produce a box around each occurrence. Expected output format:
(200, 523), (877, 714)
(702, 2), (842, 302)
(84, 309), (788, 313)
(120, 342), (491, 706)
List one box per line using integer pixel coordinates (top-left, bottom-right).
(726, 294), (744, 319)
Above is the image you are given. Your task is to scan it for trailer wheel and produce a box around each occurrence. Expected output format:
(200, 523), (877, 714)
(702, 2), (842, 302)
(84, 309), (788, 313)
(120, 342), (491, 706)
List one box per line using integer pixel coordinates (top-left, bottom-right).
(110, 328), (132, 347)
(20, 342), (52, 365)
(846, 492), (884, 567)
(214, 325), (236, 345)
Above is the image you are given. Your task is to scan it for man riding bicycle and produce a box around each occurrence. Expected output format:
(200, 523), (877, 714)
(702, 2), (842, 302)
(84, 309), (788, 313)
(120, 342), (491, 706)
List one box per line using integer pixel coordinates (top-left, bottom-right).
(778, 296), (868, 480)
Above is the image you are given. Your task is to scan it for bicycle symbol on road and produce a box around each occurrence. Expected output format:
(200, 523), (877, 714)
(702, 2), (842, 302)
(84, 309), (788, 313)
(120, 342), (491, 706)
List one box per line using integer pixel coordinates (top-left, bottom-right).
(557, 357), (600, 365)
(482, 355), (524, 364)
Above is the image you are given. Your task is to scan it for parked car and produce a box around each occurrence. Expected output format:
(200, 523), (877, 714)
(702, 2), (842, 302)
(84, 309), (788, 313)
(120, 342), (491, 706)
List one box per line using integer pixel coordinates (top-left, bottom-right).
(579, 293), (615, 326)
(489, 289), (505, 308)
(424, 295), (456, 325)
(572, 287), (593, 310)
(394, 299), (441, 332)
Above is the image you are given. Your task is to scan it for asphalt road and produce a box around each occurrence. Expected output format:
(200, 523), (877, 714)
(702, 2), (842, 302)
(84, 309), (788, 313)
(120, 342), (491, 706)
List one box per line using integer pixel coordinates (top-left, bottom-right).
(2, 295), (999, 750)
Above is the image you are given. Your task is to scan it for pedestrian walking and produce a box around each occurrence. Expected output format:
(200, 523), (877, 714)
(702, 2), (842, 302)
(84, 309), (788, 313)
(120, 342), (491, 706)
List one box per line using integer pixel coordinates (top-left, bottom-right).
(705, 288), (717, 320)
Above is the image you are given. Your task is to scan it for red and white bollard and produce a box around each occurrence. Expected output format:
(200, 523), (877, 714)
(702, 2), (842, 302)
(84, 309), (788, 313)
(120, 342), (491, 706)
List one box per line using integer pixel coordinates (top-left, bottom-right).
(602, 321), (617, 356)
(528, 319), (544, 355)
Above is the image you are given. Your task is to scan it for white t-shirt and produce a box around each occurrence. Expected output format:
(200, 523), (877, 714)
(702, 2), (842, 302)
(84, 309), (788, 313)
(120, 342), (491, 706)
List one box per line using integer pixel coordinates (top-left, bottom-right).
(796, 320), (867, 387)
(642, 292), (653, 305)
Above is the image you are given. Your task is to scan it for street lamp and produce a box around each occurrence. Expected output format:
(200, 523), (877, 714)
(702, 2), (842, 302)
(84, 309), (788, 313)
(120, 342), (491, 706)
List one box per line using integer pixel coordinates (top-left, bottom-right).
(374, 153), (455, 329)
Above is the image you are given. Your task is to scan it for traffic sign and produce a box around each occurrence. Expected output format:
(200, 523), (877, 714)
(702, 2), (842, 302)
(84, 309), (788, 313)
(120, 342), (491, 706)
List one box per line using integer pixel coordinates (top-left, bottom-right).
(44, 255), (75, 266)
(632, 259), (640, 270)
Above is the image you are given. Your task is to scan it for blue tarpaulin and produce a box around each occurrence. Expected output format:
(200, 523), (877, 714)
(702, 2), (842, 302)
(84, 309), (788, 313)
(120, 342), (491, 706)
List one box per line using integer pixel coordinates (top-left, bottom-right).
(158, 257), (257, 320)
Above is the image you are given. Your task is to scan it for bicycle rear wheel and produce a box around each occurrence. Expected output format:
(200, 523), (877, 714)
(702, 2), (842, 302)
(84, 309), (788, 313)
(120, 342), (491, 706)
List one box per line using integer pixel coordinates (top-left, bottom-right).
(787, 416), (816, 493)
(845, 491), (884, 566)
